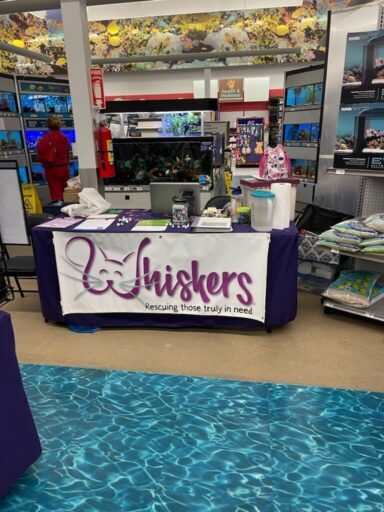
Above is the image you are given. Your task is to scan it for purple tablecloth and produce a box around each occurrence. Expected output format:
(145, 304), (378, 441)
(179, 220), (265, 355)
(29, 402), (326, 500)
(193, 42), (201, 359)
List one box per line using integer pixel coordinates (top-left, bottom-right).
(0, 311), (41, 497)
(32, 211), (298, 330)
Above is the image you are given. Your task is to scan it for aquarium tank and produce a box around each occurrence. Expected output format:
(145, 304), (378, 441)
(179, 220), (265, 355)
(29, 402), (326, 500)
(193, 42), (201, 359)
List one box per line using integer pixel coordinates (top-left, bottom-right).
(0, 131), (23, 151)
(21, 94), (46, 113)
(308, 160), (317, 180)
(163, 112), (201, 136)
(45, 96), (68, 114)
(314, 83), (323, 104)
(311, 123), (320, 143)
(25, 130), (47, 151)
(291, 159), (309, 178)
(296, 85), (314, 106)
(362, 35), (384, 85)
(286, 87), (296, 107)
(111, 137), (214, 187)
(0, 92), (17, 113)
(283, 124), (312, 144)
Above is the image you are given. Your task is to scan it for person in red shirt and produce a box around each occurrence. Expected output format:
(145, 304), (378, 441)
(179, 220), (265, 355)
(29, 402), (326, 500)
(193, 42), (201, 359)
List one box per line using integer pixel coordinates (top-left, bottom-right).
(37, 116), (70, 206)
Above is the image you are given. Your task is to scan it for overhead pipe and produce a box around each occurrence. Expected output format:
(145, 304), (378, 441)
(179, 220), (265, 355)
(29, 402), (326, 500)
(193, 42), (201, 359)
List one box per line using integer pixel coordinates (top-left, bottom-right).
(0, 41), (54, 64)
(92, 47), (301, 65)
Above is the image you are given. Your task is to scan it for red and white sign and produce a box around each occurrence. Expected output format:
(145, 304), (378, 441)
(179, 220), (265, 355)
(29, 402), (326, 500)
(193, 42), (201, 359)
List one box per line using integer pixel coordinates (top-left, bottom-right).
(90, 67), (105, 110)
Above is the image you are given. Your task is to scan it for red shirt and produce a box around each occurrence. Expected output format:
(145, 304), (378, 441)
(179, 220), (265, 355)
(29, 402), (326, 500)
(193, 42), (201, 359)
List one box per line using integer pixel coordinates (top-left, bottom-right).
(37, 130), (70, 168)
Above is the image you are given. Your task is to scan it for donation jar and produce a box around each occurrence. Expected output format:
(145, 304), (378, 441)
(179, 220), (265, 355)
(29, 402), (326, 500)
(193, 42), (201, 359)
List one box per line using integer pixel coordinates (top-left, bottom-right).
(250, 190), (275, 232)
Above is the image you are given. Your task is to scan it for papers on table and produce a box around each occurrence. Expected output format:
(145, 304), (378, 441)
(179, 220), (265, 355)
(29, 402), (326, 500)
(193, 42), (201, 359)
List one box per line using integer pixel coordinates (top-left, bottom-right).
(131, 219), (170, 232)
(191, 217), (232, 233)
(38, 217), (82, 229)
(73, 218), (116, 231)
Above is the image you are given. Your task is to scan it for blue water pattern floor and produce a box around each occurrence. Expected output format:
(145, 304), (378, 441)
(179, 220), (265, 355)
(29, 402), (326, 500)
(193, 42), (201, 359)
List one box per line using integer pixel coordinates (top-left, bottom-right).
(1, 365), (383, 512)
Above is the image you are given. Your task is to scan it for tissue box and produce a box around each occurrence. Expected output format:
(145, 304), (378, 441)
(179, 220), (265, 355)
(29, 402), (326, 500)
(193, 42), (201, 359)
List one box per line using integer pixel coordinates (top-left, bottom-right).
(63, 187), (81, 203)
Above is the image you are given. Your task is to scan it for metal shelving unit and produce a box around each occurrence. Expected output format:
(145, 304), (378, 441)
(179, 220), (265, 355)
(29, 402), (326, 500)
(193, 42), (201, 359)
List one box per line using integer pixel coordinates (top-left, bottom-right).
(323, 297), (384, 322)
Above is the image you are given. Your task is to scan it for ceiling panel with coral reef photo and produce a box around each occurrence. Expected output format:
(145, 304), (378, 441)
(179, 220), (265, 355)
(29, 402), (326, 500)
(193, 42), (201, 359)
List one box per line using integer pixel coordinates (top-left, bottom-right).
(0, 1), (367, 75)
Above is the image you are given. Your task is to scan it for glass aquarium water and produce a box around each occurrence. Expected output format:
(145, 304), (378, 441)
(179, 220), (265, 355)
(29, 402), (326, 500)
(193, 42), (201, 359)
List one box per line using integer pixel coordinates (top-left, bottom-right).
(291, 159), (309, 178)
(163, 112), (201, 136)
(62, 129), (76, 145)
(21, 95), (46, 113)
(18, 166), (28, 184)
(25, 130), (47, 151)
(286, 87), (296, 107)
(284, 124), (311, 144)
(66, 97), (73, 114)
(314, 83), (323, 104)
(0, 92), (17, 113)
(45, 96), (68, 114)
(0, 131), (23, 151)
(296, 85), (314, 106)
(308, 160), (317, 180)
(112, 137), (214, 186)
(311, 123), (320, 143)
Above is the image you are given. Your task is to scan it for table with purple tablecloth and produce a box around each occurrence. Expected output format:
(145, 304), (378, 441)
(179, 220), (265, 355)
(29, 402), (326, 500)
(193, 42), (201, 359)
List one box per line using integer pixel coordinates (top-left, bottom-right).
(32, 211), (298, 330)
(0, 311), (41, 498)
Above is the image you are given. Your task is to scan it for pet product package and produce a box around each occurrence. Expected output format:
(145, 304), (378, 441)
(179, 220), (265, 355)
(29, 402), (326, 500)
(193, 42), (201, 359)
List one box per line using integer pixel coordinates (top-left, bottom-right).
(360, 234), (384, 246)
(332, 220), (377, 238)
(364, 213), (384, 233)
(323, 271), (384, 308)
(319, 229), (362, 245)
(316, 240), (360, 253)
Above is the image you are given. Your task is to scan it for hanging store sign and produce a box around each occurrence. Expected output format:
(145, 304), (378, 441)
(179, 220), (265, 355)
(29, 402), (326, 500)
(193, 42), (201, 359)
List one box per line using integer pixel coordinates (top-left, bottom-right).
(53, 231), (270, 322)
(90, 67), (106, 110)
(218, 79), (244, 103)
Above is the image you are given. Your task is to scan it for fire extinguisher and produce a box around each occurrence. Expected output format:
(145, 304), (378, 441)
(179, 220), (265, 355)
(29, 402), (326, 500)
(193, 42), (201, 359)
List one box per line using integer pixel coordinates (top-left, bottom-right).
(96, 123), (116, 178)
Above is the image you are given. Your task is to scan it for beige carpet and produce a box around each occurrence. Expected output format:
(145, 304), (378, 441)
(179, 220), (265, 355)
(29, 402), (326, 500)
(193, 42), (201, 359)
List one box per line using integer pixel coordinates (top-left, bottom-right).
(3, 287), (384, 392)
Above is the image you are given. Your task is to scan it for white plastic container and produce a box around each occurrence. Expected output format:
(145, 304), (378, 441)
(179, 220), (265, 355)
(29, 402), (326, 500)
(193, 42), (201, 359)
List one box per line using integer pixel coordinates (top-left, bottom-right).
(241, 178), (299, 220)
(250, 190), (275, 232)
(230, 187), (243, 223)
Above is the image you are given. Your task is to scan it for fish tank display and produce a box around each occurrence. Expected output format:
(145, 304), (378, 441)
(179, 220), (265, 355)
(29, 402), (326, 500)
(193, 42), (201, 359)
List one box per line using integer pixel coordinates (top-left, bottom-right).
(295, 85), (314, 106)
(66, 97), (73, 114)
(0, 92), (17, 113)
(25, 129), (76, 152)
(45, 96), (68, 114)
(283, 123), (312, 144)
(286, 87), (296, 107)
(163, 112), (201, 136)
(21, 94), (46, 113)
(21, 94), (70, 114)
(311, 123), (320, 143)
(111, 136), (214, 186)
(291, 159), (309, 178)
(0, 131), (23, 151)
(308, 160), (317, 179)
(314, 83), (323, 104)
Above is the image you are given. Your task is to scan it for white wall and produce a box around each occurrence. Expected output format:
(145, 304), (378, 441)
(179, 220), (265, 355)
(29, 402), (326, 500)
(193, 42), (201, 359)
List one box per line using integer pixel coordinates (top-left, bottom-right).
(87, 1), (302, 21)
(103, 63), (307, 98)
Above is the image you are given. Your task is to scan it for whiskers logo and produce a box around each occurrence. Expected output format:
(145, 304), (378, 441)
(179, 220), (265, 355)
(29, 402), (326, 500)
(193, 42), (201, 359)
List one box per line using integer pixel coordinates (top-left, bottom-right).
(61, 236), (254, 306)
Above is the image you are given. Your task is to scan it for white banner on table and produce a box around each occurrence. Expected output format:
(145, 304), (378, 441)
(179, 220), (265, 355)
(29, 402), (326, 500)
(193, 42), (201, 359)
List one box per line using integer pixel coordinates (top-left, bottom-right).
(53, 232), (270, 322)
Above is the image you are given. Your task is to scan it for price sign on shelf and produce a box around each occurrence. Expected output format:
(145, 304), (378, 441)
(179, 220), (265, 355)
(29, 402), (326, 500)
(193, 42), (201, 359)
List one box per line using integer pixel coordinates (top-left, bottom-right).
(90, 67), (105, 110)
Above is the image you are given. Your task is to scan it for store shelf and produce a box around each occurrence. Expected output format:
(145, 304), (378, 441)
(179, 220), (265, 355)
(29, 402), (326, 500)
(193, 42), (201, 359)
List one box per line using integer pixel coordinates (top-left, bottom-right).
(323, 298), (384, 323)
(330, 249), (384, 265)
(327, 167), (384, 178)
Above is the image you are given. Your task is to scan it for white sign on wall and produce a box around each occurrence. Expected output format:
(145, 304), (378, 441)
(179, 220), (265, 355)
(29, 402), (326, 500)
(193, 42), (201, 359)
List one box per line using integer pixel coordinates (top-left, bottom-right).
(53, 232), (270, 322)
